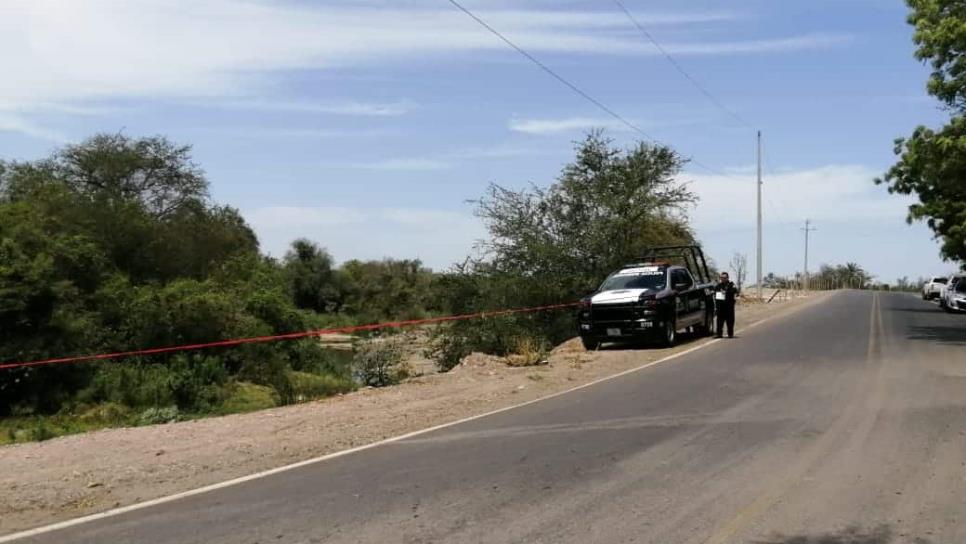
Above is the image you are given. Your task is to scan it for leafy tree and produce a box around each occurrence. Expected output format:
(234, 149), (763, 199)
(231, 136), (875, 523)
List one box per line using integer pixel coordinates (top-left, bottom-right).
(53, 133), (208, 217)
(340, 258), (438, 320)
(283, 239), (344, 313)
(472, 132), (696, 299)
(877, 1), (966, 266)
(430, 133), (697, 366)
(812, 262), (872, 289)
(0, 134), (329, 417)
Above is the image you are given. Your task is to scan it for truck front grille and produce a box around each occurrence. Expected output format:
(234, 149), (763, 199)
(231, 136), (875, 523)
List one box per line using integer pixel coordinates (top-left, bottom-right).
(592, 303), (640, 323)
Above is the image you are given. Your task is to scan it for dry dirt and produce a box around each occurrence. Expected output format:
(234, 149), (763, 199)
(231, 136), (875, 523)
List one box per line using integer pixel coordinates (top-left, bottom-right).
(0, 293), (824, 536)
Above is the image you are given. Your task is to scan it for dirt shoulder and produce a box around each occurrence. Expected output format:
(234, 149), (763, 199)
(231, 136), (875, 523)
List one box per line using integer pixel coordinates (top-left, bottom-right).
(0, 292), (827, 536)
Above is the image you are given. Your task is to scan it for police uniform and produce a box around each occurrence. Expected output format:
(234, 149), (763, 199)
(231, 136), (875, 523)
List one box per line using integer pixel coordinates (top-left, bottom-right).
(714, 280), (738, 338)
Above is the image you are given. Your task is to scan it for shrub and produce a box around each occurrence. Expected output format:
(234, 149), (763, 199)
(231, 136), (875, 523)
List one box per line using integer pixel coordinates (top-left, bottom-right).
(165, 355), (228, 412)
(77, 402), (132, 425)
(79, 362), (174, 409)
(286, 371), (355, 402)
(352, 339), (405, 387)
(217, 382), (279, 415)
(30, 422), (56, 442)
(426, 327), (472, 372)
(137, 406), (180, 426)
(506, 336), (549, 367)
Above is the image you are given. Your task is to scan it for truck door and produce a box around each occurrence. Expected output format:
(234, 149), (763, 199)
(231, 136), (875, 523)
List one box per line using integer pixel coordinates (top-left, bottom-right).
(672, 269), (700, 325)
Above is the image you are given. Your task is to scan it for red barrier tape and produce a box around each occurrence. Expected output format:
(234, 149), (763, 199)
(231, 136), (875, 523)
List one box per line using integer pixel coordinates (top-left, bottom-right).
(0, 302), (581, 371)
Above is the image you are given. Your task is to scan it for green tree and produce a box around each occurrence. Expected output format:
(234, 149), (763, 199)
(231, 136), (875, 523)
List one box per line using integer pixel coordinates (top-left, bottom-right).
(472, 132), (696, 298)
(340, 258), (437, 320)
(430, 133), (696, 368)
(53, 133), (208, 217)
(0, 134), (331, 417)
(877, 0), (966, 266)
(283, 239), (345, 313)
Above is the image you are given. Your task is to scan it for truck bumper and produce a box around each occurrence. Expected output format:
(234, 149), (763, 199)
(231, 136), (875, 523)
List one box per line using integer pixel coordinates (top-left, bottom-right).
(579, 319), (665, 341)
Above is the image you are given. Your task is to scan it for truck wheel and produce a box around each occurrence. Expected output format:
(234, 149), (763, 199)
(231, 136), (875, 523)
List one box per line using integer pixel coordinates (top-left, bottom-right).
(693, 310), (713, 337)
(662, 318), (677, 347)
(580, 336), (600, 351)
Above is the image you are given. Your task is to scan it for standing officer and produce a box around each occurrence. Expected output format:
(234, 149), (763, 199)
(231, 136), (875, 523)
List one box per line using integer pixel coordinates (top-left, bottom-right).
(714, 272), (738, 338)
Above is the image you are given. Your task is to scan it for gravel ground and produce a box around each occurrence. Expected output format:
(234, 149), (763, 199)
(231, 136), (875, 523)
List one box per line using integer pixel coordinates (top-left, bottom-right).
(0, 293), (824, 536)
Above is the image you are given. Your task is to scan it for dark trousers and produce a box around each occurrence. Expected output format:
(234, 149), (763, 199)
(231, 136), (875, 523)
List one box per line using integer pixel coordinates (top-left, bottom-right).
(716, 303), (735, 337)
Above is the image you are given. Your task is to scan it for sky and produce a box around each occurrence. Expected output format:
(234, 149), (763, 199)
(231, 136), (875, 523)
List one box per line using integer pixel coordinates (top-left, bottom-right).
(0, 0), (957, 283)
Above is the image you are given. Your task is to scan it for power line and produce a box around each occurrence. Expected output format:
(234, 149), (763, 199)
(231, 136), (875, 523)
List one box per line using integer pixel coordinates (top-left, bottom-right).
(609, 0), (755, 130)
(445, 0), (734, 178)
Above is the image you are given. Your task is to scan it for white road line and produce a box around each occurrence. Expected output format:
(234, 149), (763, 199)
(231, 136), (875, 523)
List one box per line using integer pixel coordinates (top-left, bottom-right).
(0, 295), (828, 543)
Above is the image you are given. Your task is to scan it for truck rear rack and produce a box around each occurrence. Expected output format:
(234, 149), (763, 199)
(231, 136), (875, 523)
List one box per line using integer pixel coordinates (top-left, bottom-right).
(640, 245), (712, 285)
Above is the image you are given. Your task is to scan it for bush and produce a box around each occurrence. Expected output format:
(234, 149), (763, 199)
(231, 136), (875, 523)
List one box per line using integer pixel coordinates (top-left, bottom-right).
(426, 327), (472, 372)
(30, 422), (56, 442)
(287, 371), (355, 402)
(506, 336), (550, 367)
(352, 339), (406, 387)
(77, 402), (132, 425)
(428, 312), (573, 371)
(137, 406), (180, 426)
(79, 362), (175, 409)
(217, 382), (279, 415)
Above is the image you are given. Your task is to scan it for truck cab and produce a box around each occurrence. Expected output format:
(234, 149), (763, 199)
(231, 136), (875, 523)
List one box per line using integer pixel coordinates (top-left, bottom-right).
(578, 246), (715, 350)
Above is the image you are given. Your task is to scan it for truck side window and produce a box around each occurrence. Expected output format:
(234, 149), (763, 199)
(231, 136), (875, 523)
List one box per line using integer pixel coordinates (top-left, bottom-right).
(674, 270), (693, 289)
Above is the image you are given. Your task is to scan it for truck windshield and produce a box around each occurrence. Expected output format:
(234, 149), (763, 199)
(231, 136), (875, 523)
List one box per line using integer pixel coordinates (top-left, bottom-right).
(934, 277), (948, 284)
(599, 270), (666, 291)
(956, 281), (966, 293)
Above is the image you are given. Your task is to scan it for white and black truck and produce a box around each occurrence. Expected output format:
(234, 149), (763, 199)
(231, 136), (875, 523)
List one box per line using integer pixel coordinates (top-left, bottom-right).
(577, 245), (716, 350)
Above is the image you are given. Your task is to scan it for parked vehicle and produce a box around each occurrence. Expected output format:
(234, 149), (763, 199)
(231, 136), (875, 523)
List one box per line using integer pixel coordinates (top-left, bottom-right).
(922, 276), (948, 300)
(939, 275), (966, 312)
(577, 245), (715, 350)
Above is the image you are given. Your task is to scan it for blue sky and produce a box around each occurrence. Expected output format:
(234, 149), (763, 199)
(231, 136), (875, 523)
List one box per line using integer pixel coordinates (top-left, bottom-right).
(0, 0), (956, 282)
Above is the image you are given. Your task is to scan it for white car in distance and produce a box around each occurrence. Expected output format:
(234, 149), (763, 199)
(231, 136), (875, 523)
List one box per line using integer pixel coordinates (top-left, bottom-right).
(939, 275), (966, 312)
(922, 276), (948, 300)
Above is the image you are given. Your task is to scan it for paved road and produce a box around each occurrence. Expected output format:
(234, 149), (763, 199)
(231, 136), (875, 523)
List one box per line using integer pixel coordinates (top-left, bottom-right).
(13, 291), (966, 543)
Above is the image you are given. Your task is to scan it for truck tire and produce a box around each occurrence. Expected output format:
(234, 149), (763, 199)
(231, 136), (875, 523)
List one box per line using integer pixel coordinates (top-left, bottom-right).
(662, 317), (677, 347)
(580, 336), (600, 351)
(694, 309), (713, 337)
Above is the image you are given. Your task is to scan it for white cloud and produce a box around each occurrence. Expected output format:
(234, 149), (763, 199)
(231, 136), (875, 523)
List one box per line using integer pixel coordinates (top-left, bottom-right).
(212, 99), (413, 116)
(245, 206), (368, 229)
(0, 113), (67, 142)
(245, 205), (485, 269)
(0, 1), (851, 112)
(358, 158), (452, 171)
(656, 33), (850, 56)
(192, 126), (396, 140)
(685, 164), (916, 231)
(685, 164), (950, 280)
(509, 117), (628, 135)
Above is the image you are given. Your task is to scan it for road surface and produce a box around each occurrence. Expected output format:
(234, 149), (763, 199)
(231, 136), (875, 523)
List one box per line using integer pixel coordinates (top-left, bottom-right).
(11, 291), (966, 543)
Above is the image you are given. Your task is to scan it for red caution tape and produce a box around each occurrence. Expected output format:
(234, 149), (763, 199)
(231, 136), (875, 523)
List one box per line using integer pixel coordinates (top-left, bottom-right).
(0, 302), (581, 371)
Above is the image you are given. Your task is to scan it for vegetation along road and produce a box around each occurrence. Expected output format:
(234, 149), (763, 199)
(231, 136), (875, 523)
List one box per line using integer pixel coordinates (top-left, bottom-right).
(7, 290), (966, 544)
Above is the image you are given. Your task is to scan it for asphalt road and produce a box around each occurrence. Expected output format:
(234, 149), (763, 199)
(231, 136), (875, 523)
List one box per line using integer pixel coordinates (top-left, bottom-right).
(13, 291), (966, 544)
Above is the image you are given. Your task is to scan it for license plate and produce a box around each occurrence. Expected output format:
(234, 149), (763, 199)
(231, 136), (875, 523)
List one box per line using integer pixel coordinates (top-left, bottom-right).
(641, 321), (653, 328)
(606, 328), (621, 337)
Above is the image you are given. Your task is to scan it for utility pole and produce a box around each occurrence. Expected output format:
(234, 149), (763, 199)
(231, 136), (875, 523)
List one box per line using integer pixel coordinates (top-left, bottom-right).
(802, 219), (817, 292)
(756, 130), (763, 301)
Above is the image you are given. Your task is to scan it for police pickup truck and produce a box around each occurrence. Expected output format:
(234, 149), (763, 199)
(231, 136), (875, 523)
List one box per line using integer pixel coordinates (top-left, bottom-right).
(577, 245), (715, 350)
